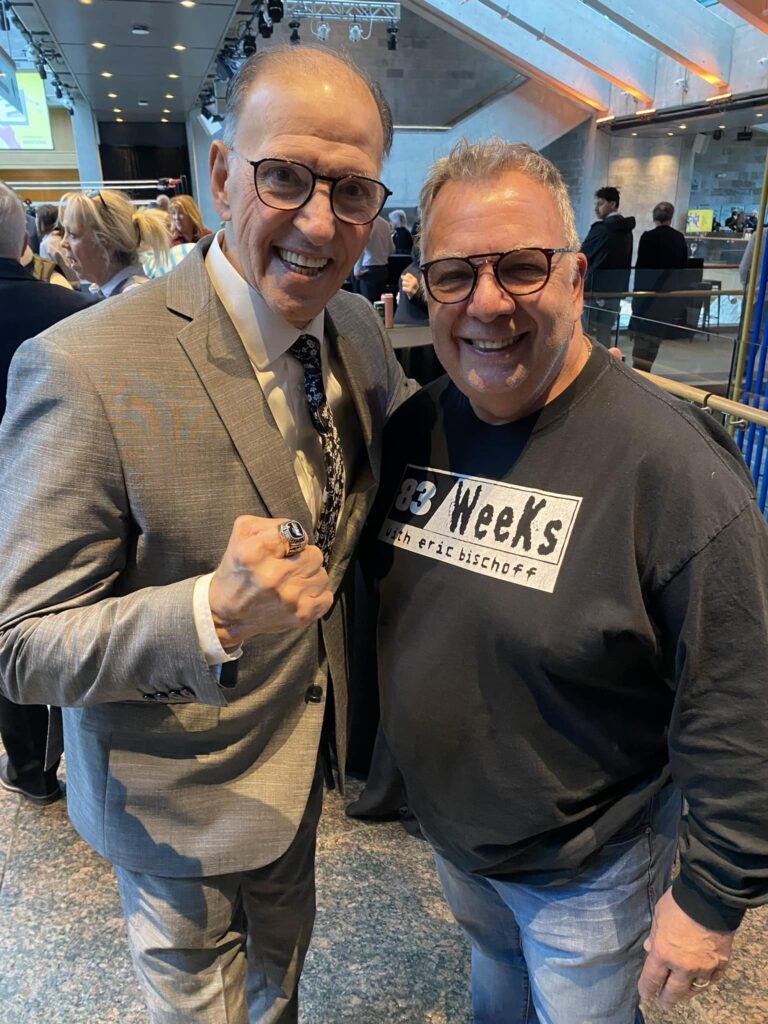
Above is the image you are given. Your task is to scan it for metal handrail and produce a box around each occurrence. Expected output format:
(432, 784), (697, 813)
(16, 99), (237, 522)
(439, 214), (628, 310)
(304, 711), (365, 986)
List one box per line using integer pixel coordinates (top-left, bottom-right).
(635, 370), (768, 428)
(584, 288), (743, 298)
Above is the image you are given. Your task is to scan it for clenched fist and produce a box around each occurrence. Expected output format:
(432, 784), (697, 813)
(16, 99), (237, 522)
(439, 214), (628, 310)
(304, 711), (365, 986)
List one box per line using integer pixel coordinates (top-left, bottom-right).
(209, 516), (333, 650)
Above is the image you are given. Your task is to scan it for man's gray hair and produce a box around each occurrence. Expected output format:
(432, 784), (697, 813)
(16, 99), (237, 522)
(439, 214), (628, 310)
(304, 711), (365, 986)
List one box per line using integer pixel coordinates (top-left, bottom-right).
(0, 181), (27, 259)
(652, 201), (674, 224)
(419, 138), (579, 253)
(222, 45), (393, 156)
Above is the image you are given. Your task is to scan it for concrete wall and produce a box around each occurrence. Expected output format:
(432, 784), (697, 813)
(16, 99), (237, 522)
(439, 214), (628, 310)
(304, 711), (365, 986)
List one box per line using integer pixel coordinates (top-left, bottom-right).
(382, 78), (590, 210)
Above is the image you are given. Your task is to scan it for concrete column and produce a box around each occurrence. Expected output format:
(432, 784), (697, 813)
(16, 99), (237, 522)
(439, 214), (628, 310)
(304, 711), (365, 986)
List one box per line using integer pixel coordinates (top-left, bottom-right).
(185, 110), (220, 231)
(71, 98), (102, 185)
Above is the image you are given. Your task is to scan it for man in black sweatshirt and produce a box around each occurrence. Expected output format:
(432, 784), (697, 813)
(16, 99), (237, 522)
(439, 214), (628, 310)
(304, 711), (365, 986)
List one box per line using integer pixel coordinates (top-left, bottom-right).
(366, 141), (768, 1024)
(581, 185), (635, 348)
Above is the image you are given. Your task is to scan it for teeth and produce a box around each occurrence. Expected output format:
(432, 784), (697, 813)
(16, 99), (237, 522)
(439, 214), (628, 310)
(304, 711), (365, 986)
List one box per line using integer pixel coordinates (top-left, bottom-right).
(470, 337), (516, 351)
(279, 248), (329, 270)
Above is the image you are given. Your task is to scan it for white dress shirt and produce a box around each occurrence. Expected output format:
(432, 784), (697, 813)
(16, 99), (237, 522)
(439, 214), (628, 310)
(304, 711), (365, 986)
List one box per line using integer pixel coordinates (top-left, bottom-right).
(193, 231), (352, 665)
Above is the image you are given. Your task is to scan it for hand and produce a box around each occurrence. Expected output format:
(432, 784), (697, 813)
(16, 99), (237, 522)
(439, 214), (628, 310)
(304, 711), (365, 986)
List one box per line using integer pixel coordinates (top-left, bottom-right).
(208, 516), (333, 649)
(354, 267), (367, 278)
(638, 889), (734, 1010)
(401, 272), (420, 298)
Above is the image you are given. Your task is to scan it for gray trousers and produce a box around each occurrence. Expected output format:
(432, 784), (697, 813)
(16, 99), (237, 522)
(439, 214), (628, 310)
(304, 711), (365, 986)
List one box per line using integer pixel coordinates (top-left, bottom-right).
(114, 769), (324, 1024)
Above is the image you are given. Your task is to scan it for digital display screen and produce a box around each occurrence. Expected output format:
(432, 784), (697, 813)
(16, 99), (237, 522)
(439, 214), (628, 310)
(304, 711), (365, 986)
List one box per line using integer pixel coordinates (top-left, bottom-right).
(0, 71), (54, 150)
(685, 209), (714, 234)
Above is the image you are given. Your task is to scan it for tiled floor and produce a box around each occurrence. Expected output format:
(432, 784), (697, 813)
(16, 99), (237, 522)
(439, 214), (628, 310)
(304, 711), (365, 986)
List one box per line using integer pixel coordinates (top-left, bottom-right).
(0, 771), (765, 1024)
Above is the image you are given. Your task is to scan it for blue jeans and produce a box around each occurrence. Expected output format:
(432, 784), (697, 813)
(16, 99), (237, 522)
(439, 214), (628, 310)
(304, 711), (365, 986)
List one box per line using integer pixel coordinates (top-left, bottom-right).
(433, 785), (680, 1024)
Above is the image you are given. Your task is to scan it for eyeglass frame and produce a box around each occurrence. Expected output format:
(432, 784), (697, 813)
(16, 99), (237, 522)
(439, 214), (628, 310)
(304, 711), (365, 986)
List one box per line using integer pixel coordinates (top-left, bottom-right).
(420, 247), (576, 304)
(228, 150), (393, 225)
(85, 189), (112, 221)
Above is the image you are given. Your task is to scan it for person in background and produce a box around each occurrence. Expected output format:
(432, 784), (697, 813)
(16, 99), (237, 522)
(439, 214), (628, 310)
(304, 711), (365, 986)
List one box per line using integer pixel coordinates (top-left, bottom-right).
(19, 241), (74, 288)
(170, 194), (212, 246)
(23, 198), (39, 254)
(138, 207), (194, 279)
(580, 185), (635, 347)
(37, 204), (65, 262)
(155, 193), (172, 213)
(0, 182), (91, 807)
(393, 261), (428, 324)
(365, 137), (768, 1024)
(628, 201), (689, 372)
(59, 189), (168, 297)
(354, 213), (394, 302)
(389, 208), (413, 254)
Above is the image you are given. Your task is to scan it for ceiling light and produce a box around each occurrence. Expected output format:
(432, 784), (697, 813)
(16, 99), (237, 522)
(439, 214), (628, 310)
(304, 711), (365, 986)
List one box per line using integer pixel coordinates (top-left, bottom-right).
(349, 21), (363, 42)
(108, 91), (118, 98)
(719, 124), (726, 129)
(758, 113), (765, 118)
(161, 117), (169, 122)
(667, 131), (674, 136)
(180, 0), (196, 6)
(387, 22), (397, 50)
(168, 73), (179, 79)
(631, 132), (638, 136)
(79, 0), (93, 5)
(116, 117), (123, 122)
(289, 19), (300, 43)
(596, 115), (615, 124)
(138, 99), (149, 107)
(132, 24), (150, 35)
(163, 108), (171, 113)
(173, 44), (186, 51)
(113, 107), (121, 112)
(678, 123), (687, 129)
(315, 21), (330, 41)
(637, 107), (656, 115)
(706, 92), (732, 103)
(241, 31), (257, 57)
(165, 93), (174, 99)
(101, 71), (112, 78)
(91, 41), (106, 49)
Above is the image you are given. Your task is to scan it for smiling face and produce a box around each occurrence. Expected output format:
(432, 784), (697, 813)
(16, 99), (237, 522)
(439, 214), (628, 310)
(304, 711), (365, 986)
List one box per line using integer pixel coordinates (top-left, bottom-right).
(422, 171), (589, 425)
(209, 65), (385, 327)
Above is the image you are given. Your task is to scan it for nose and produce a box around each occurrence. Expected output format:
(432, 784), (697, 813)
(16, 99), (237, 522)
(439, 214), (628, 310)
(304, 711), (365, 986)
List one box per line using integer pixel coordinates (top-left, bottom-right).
(466, 263), (516, 322)
(292, 182), (336, 246)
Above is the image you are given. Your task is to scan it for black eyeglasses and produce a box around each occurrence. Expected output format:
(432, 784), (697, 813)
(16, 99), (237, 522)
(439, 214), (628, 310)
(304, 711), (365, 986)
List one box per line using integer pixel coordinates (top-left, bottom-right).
(420, 247), (575, 304)
(230, 153), (392, 226)
(86, 189), (111, 219)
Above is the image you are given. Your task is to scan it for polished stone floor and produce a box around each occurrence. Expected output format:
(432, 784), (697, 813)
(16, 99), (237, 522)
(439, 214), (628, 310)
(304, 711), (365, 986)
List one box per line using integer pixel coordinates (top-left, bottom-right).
(0, 769), (765, 1024)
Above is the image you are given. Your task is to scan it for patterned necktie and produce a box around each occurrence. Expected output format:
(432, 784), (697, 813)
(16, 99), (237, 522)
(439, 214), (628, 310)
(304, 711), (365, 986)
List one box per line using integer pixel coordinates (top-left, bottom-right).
(289, 334), (345, 565)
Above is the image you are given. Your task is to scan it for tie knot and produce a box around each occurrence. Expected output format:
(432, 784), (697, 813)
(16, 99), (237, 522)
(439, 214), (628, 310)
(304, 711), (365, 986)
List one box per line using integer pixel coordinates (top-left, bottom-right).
(289, 333), (321, 370)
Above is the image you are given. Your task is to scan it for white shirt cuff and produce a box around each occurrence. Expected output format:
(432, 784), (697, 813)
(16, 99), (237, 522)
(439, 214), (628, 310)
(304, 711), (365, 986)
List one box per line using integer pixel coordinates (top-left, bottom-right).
(193, 572), (243, 666)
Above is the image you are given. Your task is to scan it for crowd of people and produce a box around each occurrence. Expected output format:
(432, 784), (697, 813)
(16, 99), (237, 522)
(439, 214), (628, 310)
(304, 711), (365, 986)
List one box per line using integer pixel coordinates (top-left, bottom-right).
(0, 44), (766, 1024)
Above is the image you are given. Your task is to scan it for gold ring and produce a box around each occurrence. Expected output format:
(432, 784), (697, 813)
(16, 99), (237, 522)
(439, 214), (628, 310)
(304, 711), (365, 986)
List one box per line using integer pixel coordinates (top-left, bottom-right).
(690, 978), (711, 990)
(278, 520), (307, 557)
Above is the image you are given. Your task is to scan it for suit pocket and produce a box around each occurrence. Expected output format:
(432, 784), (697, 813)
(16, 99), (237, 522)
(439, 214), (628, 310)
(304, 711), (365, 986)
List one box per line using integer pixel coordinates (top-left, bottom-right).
(79, 702), (222, 741)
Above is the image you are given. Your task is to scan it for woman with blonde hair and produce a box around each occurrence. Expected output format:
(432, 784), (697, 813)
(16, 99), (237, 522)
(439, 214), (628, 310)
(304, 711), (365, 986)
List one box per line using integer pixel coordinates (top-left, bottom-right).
(170, 194), (211, 246)
(59, 189), (168, 297)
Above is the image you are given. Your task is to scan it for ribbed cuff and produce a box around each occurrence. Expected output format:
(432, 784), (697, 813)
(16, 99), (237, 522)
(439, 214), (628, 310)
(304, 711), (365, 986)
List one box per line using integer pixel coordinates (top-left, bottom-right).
(671, 871), (745, 933)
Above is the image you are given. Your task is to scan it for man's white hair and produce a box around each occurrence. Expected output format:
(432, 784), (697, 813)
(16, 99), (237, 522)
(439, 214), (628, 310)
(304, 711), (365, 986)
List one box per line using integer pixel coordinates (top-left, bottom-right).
(418, 137), (579, 254)
(0, 182), (27, 259)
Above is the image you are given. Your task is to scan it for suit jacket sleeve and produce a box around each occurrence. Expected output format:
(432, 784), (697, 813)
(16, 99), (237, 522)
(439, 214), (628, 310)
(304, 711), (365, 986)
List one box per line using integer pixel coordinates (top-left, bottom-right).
(0, 336), (227, 708)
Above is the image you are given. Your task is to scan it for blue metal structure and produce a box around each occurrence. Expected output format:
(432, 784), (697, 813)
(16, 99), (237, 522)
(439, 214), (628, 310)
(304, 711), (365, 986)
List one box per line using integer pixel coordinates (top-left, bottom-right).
(737, 234), (768, 517)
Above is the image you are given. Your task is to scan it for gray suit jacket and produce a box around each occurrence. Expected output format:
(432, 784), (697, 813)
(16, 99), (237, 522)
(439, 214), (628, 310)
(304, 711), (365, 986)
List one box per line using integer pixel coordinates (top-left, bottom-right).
(0, 239), (412, 876)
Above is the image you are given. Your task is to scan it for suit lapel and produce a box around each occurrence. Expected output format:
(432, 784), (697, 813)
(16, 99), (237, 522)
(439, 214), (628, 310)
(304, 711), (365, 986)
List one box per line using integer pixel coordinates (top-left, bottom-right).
(170, 247), (312, 529)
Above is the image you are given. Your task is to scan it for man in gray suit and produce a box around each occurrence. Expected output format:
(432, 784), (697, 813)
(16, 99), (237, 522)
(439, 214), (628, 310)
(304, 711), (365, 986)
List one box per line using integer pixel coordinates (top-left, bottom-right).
(0, 47), (411, 1024)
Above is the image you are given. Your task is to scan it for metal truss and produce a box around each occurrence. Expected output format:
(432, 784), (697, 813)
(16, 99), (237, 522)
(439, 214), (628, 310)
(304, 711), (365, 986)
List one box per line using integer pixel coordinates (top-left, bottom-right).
(283, 1), (400, 21)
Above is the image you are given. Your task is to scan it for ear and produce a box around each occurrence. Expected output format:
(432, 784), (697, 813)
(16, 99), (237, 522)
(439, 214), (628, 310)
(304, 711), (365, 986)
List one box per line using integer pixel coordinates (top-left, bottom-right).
(209, 141), (233, 223)
(572, 251), (587, 315)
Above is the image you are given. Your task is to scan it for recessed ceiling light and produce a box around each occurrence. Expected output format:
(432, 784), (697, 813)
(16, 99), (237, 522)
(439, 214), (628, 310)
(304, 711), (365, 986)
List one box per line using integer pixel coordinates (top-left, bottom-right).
(101, 71), (112, 78)
(138, 99), (149, 107)
(161, 117), (169, 122)
(678, 123), (687, 129)
(107, 92), (118, 98)
(113, 107), (121, 112)
(163, 108), (171, 113)
(180, 1), (196, 6)
(79, 0), (93, 5)
(631, 131), (638, 136)
(667, 131), (674, 136)
(116, 117), (123, 122)
(132, 24), (150, 35)
(173, 44), (186, 51)
(91, 41), (106, 49)
(168, 73), (179, 79)
(165, 93), (174, 99)
(758, 113), (765, 118)
(719, 124), (726, 129)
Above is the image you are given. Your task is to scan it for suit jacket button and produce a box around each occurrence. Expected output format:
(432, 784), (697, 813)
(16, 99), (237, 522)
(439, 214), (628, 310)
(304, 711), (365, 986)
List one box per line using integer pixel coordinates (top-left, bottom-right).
(305, 685), (323, 704)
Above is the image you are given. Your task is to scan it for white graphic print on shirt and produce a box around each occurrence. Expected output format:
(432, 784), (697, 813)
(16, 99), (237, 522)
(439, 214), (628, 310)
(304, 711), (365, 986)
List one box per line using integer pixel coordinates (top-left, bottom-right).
(379, 465), (582, 593)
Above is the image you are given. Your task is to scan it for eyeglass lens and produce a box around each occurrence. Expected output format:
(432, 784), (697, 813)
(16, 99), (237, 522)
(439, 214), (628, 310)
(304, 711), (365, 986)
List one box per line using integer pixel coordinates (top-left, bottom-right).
(254, 159), (386, 224)
(427, 249), (552, 302)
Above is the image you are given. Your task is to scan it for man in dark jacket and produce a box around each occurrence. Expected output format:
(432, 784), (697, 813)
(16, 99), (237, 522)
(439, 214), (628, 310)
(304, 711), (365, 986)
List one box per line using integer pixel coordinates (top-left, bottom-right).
(628, 201), (689, 372)
(580, 186), (635, 347)
(0, 181), (91, 804)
